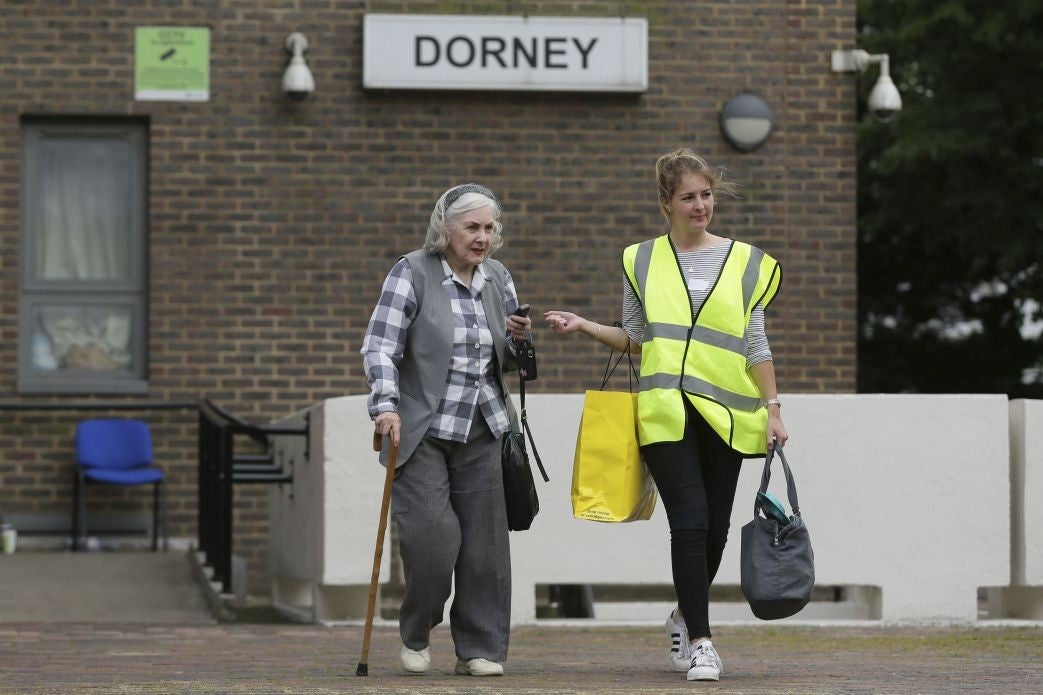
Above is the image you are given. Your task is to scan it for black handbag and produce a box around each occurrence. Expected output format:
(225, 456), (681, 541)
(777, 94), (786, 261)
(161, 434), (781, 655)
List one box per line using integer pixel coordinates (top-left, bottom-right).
(502, 336), (548, 531)
(739, 444), (815, 619)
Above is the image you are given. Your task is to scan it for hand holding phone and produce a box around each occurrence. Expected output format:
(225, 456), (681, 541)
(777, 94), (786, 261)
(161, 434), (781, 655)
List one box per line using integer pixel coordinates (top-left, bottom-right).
(509, 304), (531, 336)
(511, 304), (537, 381)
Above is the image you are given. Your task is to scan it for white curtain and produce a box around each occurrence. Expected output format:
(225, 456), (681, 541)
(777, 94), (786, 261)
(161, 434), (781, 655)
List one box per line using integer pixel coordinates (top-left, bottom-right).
(37, 139), (130, 281)
(31, 138), (134, 373)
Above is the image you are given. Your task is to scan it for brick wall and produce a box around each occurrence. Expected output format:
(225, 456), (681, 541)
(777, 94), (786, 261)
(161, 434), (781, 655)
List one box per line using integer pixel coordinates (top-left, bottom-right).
(0, 0), (857, 594)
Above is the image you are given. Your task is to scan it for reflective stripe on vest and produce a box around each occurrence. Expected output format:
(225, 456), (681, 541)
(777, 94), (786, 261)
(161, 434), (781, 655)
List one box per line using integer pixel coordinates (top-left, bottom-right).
(623, 235), (781, 455)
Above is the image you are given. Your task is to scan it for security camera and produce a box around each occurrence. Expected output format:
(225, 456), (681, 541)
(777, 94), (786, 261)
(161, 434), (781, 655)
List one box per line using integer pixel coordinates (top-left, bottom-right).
(831, 49), (902, 121)
(283, 32), (315, 100)
(867, 73), (902, 121)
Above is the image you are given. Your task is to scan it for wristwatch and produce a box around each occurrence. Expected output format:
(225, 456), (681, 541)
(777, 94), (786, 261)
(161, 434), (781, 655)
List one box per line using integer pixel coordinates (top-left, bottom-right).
(766, 398), (781, 409)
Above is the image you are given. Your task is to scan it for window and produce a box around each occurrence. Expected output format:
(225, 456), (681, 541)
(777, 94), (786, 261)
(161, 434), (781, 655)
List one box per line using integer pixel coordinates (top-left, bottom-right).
(19, 119), (148, 393)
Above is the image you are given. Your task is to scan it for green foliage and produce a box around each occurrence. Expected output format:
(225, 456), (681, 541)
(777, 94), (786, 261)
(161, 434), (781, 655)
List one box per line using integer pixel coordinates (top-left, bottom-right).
(857, 0), (1043, 396)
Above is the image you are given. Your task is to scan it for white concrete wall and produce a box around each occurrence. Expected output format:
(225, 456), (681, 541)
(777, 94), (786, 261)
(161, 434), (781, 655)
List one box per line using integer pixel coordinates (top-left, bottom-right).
(997, 399), (1043, 620)
(269, 393), (1016, 624)
(515, 393), (1009, 624)
(269, 397), (391, 620)
(1011, 399), (1043, 586)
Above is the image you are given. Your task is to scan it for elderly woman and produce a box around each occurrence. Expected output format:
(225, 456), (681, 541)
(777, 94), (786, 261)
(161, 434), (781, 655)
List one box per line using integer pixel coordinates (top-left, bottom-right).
(360, 183), (531, 677)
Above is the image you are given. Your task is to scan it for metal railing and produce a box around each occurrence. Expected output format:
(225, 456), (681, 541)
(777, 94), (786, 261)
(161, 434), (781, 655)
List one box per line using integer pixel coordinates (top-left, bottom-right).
(196, 398), (308, 594)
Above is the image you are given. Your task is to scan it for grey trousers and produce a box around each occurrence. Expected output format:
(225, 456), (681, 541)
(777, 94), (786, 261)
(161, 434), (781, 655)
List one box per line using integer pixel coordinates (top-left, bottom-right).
(392, 413), (512, 662)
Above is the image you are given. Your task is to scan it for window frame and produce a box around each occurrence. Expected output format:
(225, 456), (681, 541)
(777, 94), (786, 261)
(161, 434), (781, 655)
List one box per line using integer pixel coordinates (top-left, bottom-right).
(18, 118), (149, 394)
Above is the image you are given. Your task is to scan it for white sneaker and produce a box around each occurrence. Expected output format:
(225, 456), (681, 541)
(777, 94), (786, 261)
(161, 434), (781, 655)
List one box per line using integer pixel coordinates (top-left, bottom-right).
(455, 657), (504, 676)
(687, 640), (722, 682)
(400, 645), (430, 674)
(665, 609), (692, 672)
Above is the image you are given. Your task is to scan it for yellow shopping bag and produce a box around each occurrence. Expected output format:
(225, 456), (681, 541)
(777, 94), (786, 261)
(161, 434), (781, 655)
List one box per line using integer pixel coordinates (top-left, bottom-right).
(571, 390), (657, 522)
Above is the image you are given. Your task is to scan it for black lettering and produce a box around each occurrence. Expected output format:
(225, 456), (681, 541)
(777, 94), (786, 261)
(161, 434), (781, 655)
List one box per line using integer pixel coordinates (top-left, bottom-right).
(446, 36), (475, 67)
(418, 34), (598, 71)
(573, 37), (598, 69)
(481, 37), (507, 68)
(415, 35), (439, 67)
(512, 36), (537, 68)
(544, 37), (567, 69)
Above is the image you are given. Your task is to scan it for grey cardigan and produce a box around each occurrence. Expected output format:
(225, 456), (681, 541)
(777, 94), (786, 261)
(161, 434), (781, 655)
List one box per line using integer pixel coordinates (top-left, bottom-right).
(382, 249), (518, 468)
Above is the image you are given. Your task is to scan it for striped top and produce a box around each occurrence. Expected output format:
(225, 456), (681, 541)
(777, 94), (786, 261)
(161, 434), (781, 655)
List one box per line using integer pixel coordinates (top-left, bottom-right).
(622, 239), (772, 367)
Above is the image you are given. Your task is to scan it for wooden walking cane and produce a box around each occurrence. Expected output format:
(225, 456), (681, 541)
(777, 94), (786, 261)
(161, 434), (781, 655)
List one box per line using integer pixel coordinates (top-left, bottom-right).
(355, 432), (398, 677)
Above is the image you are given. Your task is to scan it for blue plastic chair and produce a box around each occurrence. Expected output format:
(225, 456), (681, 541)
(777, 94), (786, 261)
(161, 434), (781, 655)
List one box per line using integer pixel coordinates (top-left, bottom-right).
(71, 418), (166, 551)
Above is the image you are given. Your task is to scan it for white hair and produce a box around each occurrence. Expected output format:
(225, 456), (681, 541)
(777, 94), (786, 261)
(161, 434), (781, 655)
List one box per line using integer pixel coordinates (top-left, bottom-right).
(424, 188), (503, 254)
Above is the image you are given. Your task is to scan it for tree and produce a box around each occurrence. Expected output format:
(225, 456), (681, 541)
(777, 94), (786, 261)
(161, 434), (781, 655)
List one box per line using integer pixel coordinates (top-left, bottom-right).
(857, 0), (1043, 397)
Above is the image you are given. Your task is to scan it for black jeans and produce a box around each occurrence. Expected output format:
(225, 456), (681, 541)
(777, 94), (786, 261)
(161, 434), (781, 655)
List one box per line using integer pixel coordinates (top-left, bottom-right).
(642, 397), (742, 640)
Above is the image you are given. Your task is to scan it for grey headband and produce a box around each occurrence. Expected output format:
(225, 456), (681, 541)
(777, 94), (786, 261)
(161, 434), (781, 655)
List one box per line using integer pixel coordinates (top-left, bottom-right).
(443, 183), (497, 212)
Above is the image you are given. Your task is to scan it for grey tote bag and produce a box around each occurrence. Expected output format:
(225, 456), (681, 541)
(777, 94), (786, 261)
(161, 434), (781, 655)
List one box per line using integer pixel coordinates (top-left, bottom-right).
(740, 445), (815, 620)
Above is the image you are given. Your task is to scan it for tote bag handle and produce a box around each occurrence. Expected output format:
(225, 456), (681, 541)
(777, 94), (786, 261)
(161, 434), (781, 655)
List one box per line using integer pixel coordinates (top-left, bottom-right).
(599, 322), (639, 392)
(756, 444), (801, 518)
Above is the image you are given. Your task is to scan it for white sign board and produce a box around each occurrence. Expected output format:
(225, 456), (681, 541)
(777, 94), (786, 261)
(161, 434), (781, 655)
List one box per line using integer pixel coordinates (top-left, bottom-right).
(363, 14), (647, 92)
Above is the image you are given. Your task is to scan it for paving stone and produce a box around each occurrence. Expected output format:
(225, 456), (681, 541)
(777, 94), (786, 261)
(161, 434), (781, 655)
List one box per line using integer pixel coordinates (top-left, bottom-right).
(0, 622), (1041, 694)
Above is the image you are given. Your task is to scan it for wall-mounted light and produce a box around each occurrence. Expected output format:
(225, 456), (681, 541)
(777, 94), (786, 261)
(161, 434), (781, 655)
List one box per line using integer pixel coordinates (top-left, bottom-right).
(719, 93), (775, 152)
(282, 32), (315, 100)
(831, 49), (902, 121)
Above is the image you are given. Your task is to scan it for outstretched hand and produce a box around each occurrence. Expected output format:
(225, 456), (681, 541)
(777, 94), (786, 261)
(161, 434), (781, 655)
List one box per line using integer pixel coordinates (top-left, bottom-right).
(544, 310), (586, 335)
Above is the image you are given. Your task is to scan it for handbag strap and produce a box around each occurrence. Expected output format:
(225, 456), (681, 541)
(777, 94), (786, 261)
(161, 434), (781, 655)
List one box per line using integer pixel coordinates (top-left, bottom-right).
(599, 321), (639, 392)
(757, 444), (801, 517)
(516, 368), (549, 482)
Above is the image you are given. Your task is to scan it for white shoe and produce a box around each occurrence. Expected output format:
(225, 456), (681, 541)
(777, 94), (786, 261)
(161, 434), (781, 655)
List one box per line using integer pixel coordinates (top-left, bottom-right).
(455, 657), (504, 676)
(400, 645), (430, 674)
(687, 640), (722, 682)
(665, 608), (691, 672)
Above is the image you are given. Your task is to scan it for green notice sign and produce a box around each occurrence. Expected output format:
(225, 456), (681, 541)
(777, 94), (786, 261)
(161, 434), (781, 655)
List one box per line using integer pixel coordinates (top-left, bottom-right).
(135, 27), (210, 101)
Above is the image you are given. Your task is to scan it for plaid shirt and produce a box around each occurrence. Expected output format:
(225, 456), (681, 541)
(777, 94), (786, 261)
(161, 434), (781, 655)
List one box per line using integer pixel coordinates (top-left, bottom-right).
(361, 256), (521, 443)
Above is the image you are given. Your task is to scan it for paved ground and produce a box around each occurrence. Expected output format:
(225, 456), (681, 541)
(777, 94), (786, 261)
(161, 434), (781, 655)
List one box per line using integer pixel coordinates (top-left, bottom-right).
(1, 552), (1041, 693)
(1, 622), (1041, 694)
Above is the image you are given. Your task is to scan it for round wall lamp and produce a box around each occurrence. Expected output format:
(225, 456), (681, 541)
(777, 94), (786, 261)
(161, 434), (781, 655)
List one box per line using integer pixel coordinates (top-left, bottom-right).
(719, 93), (775, 152)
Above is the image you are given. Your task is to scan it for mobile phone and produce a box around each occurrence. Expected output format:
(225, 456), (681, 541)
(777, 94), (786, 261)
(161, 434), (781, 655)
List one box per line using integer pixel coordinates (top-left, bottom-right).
(511, 304), (537, 381)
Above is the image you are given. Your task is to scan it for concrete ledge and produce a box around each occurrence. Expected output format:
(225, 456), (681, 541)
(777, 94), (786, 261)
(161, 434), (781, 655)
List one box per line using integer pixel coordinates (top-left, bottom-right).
(510, 393), (1009, 624)
(0, 550), (214, 624)
(269, 393), (1018, 625)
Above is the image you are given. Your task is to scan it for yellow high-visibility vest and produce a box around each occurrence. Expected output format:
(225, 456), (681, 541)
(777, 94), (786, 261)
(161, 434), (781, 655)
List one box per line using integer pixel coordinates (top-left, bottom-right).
(623, 235), (781, 455)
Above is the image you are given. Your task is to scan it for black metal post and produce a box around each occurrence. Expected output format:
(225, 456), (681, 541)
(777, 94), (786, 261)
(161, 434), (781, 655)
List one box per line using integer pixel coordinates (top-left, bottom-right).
(216, 425), (235, 593)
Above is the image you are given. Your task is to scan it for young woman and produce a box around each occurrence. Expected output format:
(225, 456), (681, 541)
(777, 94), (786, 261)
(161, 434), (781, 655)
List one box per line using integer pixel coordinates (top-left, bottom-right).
(545, 150), (788, 682)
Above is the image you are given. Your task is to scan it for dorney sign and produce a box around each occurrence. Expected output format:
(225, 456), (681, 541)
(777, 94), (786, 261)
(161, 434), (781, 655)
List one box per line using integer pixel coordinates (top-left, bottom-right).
(363, 14), (647, 92)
